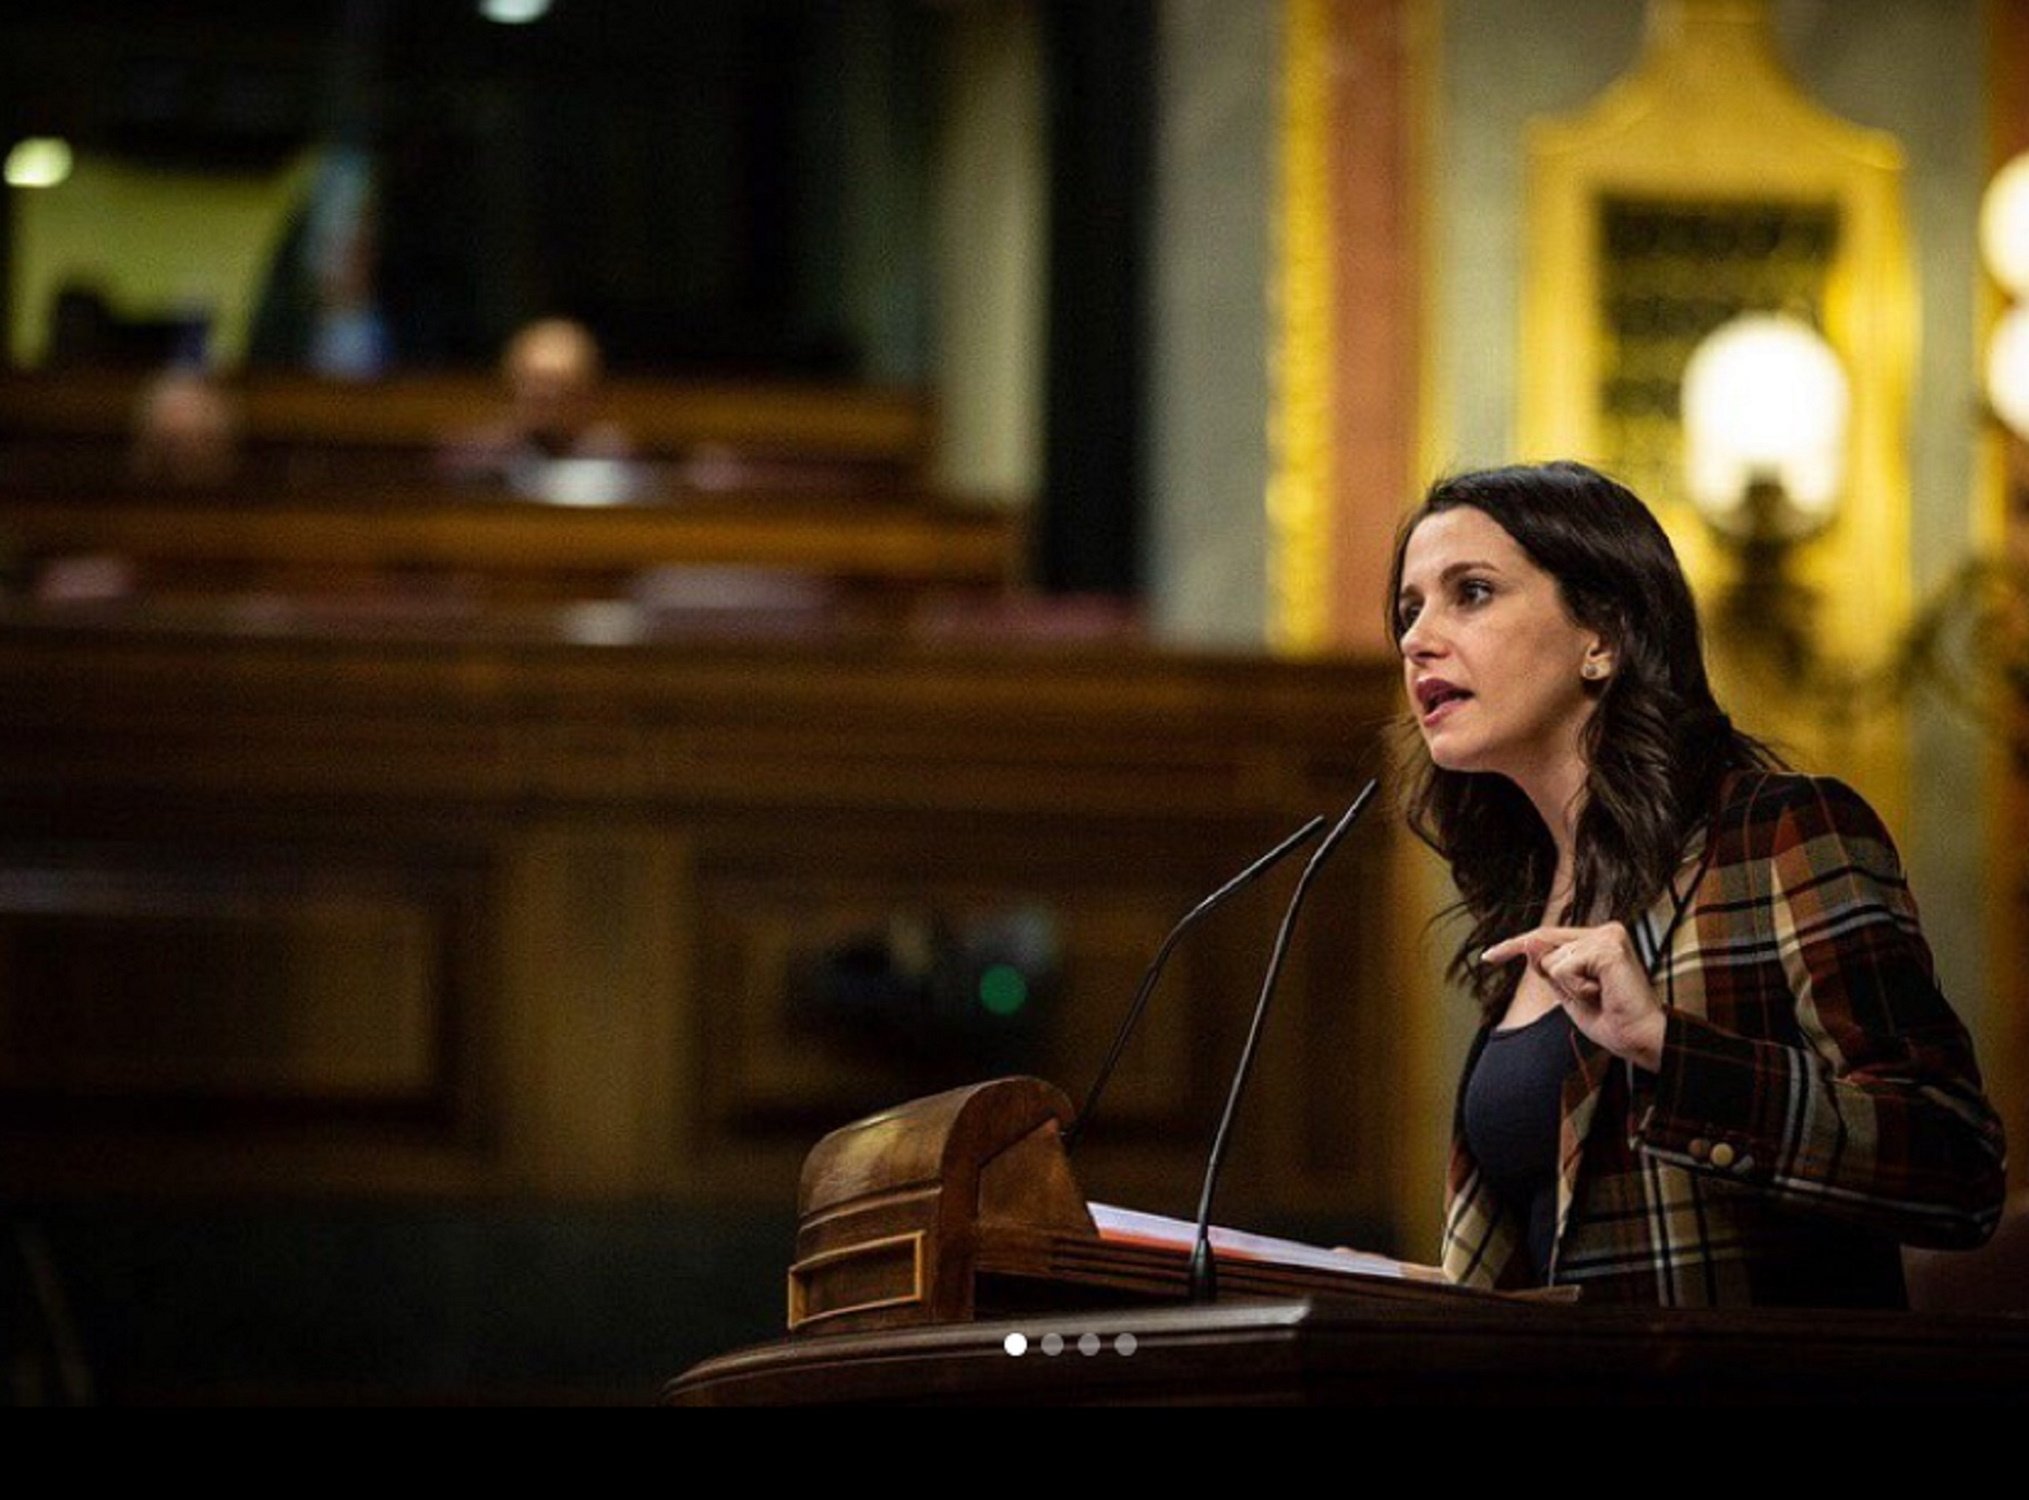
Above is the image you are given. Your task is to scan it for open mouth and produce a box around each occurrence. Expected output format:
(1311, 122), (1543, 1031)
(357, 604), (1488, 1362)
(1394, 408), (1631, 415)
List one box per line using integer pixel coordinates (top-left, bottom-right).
(1415, 680), (1472, 720)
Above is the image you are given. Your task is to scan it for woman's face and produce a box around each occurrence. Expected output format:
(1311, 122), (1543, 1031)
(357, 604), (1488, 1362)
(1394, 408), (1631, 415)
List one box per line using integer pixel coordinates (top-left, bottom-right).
(1394, 505), (1609, 789)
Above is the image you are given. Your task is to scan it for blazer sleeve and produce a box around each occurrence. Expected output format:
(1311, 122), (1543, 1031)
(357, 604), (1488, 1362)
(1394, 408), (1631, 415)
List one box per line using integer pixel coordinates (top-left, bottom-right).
(1632, 776), (2007, 1249)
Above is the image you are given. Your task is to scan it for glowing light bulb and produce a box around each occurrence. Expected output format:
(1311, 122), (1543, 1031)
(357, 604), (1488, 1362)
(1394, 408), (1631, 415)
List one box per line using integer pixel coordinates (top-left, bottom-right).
(1987, 305), (2029, 443)
(5, 138), (73, 189)
(1982, 152), (2029, 298)
(1682, 314), (1848, 538)
(480, 0), (552, 23)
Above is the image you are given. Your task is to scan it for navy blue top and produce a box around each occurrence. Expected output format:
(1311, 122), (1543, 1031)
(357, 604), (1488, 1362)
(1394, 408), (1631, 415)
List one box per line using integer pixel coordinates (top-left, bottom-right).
(1463, 1006), (1573, 1284)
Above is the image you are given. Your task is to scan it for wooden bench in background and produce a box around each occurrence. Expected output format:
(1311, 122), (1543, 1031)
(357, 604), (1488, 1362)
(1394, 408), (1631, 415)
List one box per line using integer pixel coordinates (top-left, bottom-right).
(0, 370), (1024, 608)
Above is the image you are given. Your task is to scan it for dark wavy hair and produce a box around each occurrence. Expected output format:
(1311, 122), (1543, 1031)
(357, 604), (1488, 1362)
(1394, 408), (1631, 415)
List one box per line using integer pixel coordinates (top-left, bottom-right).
(1384, 461), (1776, 1021)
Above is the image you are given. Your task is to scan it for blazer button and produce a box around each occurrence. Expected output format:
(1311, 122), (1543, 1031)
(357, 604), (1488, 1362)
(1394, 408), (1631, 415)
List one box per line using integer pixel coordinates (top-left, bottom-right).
(1688, 1138), (1711, 1161)
(1709, 1142), (1737, 1169)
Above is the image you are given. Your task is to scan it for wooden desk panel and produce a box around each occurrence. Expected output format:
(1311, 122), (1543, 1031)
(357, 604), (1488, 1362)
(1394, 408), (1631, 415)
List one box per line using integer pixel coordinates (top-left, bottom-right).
(666, 1297), (2029, 1406)
(0, 612), (1405, 1234)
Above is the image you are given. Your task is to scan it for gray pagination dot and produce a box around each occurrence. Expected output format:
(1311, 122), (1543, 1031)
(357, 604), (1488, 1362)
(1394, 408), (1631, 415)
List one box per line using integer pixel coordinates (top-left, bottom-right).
(1078, 1332), (1100, 1356)
(1041, 1332), (1065, 1356)
(1114, 1333), (1138, 1356)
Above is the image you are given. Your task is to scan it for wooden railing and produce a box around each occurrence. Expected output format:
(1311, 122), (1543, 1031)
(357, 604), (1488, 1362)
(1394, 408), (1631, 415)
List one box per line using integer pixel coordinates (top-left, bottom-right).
(0, 369), (932, 466)
(0, 370), (1023, 605)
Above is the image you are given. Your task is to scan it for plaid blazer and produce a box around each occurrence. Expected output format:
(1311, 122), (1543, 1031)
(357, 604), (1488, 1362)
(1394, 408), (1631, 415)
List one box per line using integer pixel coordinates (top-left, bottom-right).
(1441, 771), (2007, 1307)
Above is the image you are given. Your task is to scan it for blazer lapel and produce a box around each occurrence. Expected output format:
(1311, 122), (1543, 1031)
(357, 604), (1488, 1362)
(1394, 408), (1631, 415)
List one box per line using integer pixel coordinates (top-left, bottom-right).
(1551, 1027), (1614, 1268)
(1546, 856), (1706, 1276)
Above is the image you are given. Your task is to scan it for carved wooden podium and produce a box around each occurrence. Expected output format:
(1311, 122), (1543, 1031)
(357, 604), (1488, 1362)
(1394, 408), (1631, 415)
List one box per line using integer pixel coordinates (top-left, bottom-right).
(666, 1077), (2029, 1405)
(780, 1076), (1478, 1339)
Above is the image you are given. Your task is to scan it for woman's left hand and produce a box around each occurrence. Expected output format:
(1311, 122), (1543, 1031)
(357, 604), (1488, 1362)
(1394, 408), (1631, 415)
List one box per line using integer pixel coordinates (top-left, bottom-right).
(1482, 923), (1667, 1072)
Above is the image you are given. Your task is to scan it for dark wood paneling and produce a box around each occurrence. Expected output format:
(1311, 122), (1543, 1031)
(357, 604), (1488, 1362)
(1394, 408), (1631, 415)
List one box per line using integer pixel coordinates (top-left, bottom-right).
(0, 856), (457, 1109)
(0, 607), (1407, 1239)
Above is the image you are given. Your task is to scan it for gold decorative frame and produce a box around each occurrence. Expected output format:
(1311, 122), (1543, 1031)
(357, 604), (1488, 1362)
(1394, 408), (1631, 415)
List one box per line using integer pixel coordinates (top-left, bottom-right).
(1267, 0), (1335, 654)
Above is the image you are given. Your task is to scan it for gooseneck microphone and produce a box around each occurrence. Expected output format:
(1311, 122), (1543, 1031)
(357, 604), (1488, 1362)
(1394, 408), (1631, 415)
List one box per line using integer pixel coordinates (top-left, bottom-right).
(1062, 814), (1328, 1153)
(1188, 778), (1378, 1303)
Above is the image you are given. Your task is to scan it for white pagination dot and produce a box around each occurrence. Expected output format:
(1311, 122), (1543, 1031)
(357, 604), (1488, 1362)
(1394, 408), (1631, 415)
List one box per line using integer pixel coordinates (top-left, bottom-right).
(1114, 1333), (1138, 1356)
(1003, 1332), (1028, 1357)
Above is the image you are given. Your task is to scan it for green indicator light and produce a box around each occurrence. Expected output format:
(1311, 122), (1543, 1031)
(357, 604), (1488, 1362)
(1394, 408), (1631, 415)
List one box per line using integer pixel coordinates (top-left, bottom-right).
(978, 964), (1028, 1016)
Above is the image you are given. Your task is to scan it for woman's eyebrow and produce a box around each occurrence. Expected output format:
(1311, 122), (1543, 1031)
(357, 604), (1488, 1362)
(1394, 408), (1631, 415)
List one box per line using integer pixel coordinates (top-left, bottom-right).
(1401, 559), (1503, 597)
(1438, 560), (1501, 581)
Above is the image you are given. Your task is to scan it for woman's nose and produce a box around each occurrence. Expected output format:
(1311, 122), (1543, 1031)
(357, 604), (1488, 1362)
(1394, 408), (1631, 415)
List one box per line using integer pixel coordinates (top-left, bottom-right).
(1400, 612), (1440, 661)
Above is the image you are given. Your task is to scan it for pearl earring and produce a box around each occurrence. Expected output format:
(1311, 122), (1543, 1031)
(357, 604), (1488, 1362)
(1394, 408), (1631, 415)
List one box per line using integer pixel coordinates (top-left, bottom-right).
(1583, 661), (1607, 680)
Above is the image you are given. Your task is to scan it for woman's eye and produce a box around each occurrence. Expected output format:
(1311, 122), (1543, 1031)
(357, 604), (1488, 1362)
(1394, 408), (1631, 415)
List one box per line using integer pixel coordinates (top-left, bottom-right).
(1458, 578), (1493, 605)
(1397, 599), (1421, 629)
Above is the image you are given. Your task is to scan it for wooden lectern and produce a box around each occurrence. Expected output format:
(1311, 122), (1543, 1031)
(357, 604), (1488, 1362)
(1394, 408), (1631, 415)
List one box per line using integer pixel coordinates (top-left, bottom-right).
(781, 1076), (1480, 1340)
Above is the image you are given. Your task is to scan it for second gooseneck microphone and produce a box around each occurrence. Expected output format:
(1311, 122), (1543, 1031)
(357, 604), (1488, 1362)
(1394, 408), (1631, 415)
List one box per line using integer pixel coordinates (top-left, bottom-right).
(1189, 778), (1378, 1304)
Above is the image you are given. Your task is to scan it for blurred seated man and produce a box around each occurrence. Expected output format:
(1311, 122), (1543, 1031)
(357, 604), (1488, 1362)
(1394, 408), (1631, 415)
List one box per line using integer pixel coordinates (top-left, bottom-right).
(30, 366), (234, 605)
(440, 318), (649, 505)
(131, 368), (241, 489)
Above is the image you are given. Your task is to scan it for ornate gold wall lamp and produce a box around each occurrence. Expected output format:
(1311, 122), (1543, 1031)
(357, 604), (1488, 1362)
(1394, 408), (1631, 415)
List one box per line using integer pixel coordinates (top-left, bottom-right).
(1672, 152), (2029, 744)
(1969, 152), (2029, 742)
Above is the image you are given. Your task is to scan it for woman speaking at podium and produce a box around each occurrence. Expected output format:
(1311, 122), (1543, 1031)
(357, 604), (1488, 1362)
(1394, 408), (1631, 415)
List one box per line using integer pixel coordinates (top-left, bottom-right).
(1387, 461), (2005, 1306)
